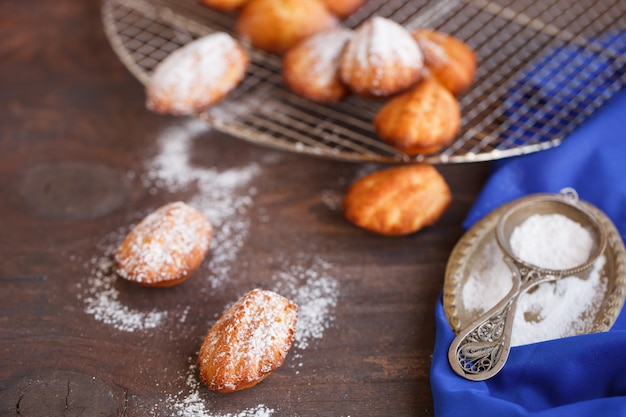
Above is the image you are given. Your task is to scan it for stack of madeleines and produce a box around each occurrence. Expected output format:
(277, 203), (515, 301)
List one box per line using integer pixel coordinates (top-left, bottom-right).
(147, 0), (476, 159)
(282, 17), (477, 156)
(145, 2), (477, 237)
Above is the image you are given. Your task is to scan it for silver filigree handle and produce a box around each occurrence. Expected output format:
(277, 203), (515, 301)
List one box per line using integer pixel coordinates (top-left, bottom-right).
(448, 257), (560, 380)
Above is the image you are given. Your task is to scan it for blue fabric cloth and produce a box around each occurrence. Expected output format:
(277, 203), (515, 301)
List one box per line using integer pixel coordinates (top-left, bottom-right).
(431, 75), (626, 415)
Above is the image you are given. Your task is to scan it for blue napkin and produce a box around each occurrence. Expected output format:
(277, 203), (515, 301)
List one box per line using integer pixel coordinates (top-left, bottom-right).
(431, 68), (626, 416)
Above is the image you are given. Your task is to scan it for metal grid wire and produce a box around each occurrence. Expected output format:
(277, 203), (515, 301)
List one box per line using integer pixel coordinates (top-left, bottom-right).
(102, 0), (625, 164)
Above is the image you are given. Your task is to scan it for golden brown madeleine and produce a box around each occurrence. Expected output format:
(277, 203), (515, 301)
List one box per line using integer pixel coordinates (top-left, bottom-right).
(146, 33), (249, 116)
(197, 289), (298, 392)
(320, 0), (366, 19)
(411, 28), (477, 95)
(283, 28), (353, 103)
(339, 16), (424, 98)
(200, 0), (249, 12)
(343, 164), (452, 236)
(374, 77), (461, 155)
(235, 0), (338, 55)
(115, 202), (213, 287)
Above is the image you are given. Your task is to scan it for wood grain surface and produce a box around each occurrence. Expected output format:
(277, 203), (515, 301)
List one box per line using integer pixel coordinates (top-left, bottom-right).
(0, 1), (491, 415)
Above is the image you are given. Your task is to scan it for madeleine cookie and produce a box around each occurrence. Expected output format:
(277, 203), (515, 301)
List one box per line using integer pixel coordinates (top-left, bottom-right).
(146, 33), (249, 115)
(236, 0), (338, 55)
(412, 29), (477, 95)
(320, 0), (366, 19)
(283, 28), (353, 103)
(344, 164), (451, 236)
(374, 77), (461, 155)
(115, 202), (212, 287)
(198, 289), (298, 392)
(200, 0), (249, 11)
(340, 16), (424, 98)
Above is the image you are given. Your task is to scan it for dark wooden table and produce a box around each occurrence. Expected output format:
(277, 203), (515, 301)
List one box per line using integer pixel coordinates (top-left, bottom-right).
(0, 1), (491, 415)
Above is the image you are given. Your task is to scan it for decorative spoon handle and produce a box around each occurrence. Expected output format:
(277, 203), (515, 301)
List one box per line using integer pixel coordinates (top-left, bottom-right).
(448, 283), (518, 381)
(448, 257), (563, 380)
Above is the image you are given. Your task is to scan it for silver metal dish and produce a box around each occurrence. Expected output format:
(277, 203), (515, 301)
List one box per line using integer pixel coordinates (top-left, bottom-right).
(101, 0), (626, 163)
(444, 195), (626, 347)
(448, 190), (608, 380)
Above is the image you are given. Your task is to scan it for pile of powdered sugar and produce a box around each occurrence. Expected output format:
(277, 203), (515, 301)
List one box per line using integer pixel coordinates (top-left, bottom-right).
(462, 213), (608, 346)
(79, 119), (341, 416)
(510, 213), (595, 270)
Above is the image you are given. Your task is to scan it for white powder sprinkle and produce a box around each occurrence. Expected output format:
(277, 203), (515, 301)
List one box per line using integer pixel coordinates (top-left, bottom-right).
(363, 17), (422, 67)
(320, 189), (344, 211)
(341, 16), (423, 96)
(197, 289), (297, 392)
(82, 239), (168, 332)
(81, 119), (259, 330)
(298, 28), (354, 89)
(414, 35), (449, 68)
(115, 202), (212, 285)
(78, 118), (341, 415)
(146, 33), (244, 115)
(462, 214), (607, 346)
(142, 119), (261, 289)
(272, 257), (339, 350)
(166, 362), (275, 417)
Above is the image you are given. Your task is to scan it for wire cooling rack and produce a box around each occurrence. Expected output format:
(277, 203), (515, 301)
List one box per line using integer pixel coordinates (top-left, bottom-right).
(102, 0), (625, 164)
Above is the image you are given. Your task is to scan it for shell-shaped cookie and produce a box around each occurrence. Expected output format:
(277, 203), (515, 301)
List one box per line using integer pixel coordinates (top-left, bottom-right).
(283, 28), (354, 103)
(197, 289), (298, 392)
(236, 0), (338, 55)
(146, 33), (249, 115)
(340, 16), (424, 98)
(343, 164), (452, 236)
(115, 202), (212, 287)
(412, 29), (477, 95)
(374, 77), (461, 155)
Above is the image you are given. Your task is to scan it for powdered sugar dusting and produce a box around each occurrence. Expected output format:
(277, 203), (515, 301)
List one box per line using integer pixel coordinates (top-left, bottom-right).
(81, 233), (169, 332)
(341, 16), (423, 95)
(272, 257), (339, 350)
(115, 202), (212, 285)
(166, 362), (275, 417)
(147, 33), (246, 115)
(198, 289), (297, 392)
(320, 189), (344, 211)
(303, 28), (354, 88)
(143, 119), (260, 289)
(81, 119), (260, 331)
(78, 118), (341, 414)
(414, 34), (449, 67)
(365, 17), (422, 66)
